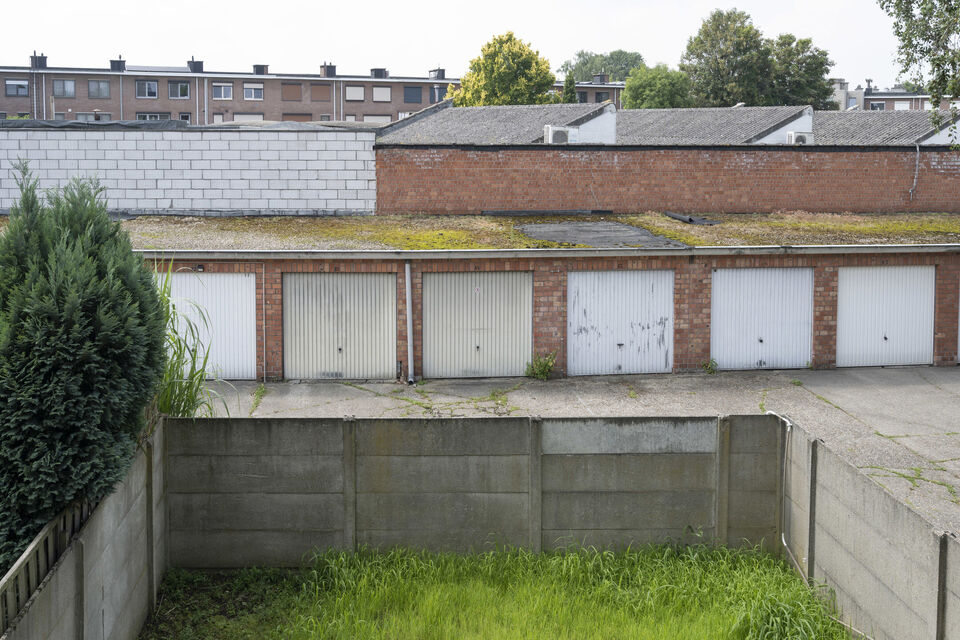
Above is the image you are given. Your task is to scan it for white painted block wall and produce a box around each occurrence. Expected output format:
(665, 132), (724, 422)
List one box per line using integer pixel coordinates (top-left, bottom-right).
(0, 128), (376, 215)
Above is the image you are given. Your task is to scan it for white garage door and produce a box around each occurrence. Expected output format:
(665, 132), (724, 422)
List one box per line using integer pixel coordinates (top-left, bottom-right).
(283, 273), (397, 379)
(711, 268), (814, 370)
(837, 266), (935, 367)
(170, 272), (258, 380)
(567, 270), (674, 375)
(423, 272), (532, 378)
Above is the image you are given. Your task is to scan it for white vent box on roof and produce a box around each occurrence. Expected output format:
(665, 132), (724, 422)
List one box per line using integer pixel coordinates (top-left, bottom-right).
(786, 131), (814, 145)
(544, 125), (580, 144)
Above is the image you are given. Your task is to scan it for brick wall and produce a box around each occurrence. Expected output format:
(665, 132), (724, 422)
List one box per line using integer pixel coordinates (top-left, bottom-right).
(375, 146), (960, 214)
(161, 249), (960, 380)
(0, 127), (376, 214)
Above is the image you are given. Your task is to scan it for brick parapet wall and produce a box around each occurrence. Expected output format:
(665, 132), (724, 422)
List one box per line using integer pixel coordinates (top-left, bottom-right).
(375, 146), (960, 214)
(0, 128), (376, 214)
(157, 250), (960, 381)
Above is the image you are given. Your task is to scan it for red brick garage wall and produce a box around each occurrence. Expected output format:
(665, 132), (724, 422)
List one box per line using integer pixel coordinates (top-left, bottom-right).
(375, 146), (960, 214)
(160, 250), (960, 381)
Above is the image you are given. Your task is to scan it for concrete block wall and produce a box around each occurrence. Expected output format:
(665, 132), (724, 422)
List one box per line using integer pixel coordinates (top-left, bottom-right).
(2, 426), (165, 640)
(782, 419), (955, 640)
(375, 146), (960, 214)
(163, 415), (782, 566)
(0, 128), (376, 215)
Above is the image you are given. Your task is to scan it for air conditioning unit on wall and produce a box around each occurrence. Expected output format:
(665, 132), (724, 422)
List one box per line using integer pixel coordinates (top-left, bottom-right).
(786, 131), (814, 145)
(544, 125), (580, 144)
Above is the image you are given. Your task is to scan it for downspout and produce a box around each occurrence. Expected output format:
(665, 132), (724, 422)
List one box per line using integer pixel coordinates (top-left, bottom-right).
(405, 260), (414, 383)
(204, 77), (209, 124)
(32, 72), (37, 118)
(41, 72), (46, 119)
(119, 76), (124, 120)
(195, 77), (200, 123)
(909, 143), (920, 201)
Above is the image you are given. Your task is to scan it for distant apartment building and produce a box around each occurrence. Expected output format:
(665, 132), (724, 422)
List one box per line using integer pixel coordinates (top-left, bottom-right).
(1, 52), (625, 123)
(0, 52), (457, 123)
(831, 77), (959, 111)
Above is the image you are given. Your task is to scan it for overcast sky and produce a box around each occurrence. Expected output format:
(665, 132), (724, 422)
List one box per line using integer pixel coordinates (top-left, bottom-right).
(3, 0), (903, 89)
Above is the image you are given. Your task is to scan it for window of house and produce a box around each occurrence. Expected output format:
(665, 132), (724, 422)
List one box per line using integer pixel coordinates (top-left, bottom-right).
(136, 80), (158, 98)
(846, 97), (857, 109)
(577, 91), (587, 103)
(344, 114), (356, 121)
(179, 112), (191, 122)
(403, 86), (422, 104)
(136, 113), (170, 120)
(429, 85), (445, 103)
(281, 83), (302, 101)
(398, 111), (414, 119)
(345, 85), (364, 101)
(372, 86), (391, 102)
(319, 114), (331, 121)
(77, 112), (112, 122)
(869, 102), (885, 111)
(894, 100), (910, 111)
(595, 91), (610, 102)
(212, 113), (224, 123)
(212, 83), (233, 100)
(17, 112), (29, 118)
(364, 114), (391, 123)
(5, 79), (28, 97)
(54, 112), (66, 120)
(311, 83), (331, 101)
(169, 81), (190, 99)
(233, 113), (264, 122)
(282, 113), (311, 122)
(0, 112), (6, 119)
(53, 79), (75, 98)
(88, 80), (110, 98)
(243, 83), (264, 100)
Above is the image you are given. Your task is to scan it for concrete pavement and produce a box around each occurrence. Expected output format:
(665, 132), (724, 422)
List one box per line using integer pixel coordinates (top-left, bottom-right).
(209, 366), (960, 533)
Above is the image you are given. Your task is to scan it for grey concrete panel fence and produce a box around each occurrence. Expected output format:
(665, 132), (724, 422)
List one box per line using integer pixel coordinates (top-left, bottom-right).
(1, 424), (165, 640)
(7, 413), (960, 640)
(164, 415), (781, 565)
(780, 416), (958, 640)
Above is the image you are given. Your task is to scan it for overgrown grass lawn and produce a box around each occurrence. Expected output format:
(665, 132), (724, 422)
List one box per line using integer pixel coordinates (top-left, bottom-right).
(139, 546), (848, 639)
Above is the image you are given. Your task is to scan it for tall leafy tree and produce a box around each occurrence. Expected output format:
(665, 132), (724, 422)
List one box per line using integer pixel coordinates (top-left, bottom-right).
(768, 34), (836, 109)
(879, 0), (960, 125)
(0, 164), (166, 573)
(449, 32), (556, 106)
(562, 74), (578, 103)
(681, 9), (772, 106)
(557, 50), (646, 82)
(623, 64), (693, 109)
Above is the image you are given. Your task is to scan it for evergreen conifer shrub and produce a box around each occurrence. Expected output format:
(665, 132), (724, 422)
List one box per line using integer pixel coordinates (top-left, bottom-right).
(0, 163), (165, 572)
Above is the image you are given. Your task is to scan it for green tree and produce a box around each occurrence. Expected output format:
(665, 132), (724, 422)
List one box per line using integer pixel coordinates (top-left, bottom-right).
(768, 34), (835, 108)
(562, 74), (578, 103)
(558, 50), (645, 82)
(623, 64), (693, 109)
(449, 32), (556, 106)
(0, 164), (166, 572)
(879, 0), (960, 125)
(681, 9), (773, 106)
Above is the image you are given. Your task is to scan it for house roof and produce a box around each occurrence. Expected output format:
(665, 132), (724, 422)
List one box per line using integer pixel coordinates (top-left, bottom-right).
(813, 110), (953, 145)
(376, 102), (608, 145)
(616, 106), (808, 145)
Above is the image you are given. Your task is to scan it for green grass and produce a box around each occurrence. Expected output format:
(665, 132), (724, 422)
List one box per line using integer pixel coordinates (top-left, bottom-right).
(140, 546), (849, 640)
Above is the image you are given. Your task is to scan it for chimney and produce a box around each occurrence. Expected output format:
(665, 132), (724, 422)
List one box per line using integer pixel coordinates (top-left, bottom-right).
(187, 57), (204, 73)
(429, 68), (445, 80)
(253, 64), (269, 75)
(110, 56), (126, 72)
(592, 73), (609, 84)
(30, 51), (47, 69)
(370, 68), (389, 79)
(320, 63), (337, 77)
(865, 78), (873, 94)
